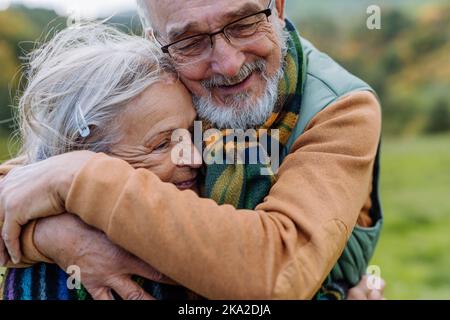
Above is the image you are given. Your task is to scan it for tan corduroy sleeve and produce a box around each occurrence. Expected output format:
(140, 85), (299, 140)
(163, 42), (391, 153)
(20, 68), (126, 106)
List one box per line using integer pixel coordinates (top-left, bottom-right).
(0, 160), (53, 268)
(66, 91), (381, 299)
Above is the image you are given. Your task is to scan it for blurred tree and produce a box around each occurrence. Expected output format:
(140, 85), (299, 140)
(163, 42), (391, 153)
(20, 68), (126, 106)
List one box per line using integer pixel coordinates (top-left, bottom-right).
(381, 48), (403, 74)
(379, 10), (412, 42)
(410, 30), (447, 57)
(0, 41), (19, 132)
(0, 6), (62, 133)
(426, 99), (450, 134)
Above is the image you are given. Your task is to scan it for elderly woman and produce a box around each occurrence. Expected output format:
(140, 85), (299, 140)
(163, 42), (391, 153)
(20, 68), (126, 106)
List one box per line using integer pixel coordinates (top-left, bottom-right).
(0, 23), (202, 300)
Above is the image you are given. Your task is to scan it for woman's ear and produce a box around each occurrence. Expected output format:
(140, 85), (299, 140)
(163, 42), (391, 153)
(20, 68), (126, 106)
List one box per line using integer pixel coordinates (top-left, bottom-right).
(274, 0), (286, 27)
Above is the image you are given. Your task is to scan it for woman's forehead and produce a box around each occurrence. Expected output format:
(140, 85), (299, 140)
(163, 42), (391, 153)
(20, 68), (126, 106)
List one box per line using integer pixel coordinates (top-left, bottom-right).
(120, 81), (195, 137)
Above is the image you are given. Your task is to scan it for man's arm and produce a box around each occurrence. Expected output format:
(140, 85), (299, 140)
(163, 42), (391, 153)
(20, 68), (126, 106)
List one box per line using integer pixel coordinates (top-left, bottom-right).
(66, 91), (381, 299)
(0, 91), (381, 299)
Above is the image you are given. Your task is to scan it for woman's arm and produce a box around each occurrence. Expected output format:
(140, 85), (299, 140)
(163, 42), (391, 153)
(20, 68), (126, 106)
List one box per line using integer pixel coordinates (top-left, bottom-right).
(0, 160), (52, 267)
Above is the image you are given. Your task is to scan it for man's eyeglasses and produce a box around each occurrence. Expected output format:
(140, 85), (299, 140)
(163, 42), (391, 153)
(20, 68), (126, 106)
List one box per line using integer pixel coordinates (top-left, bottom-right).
(158, 0), (275, 64)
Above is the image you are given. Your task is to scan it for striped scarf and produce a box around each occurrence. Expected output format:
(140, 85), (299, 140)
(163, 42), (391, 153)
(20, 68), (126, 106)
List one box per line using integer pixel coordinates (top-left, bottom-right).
(2, 263), (196, 300)
(202, 20), (306, 210)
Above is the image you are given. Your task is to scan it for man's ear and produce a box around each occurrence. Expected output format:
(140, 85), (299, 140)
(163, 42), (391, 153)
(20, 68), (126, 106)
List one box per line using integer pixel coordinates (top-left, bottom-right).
(146, 28), (154, 40)
(274, 0), (286, 26)
(146, 28), (160, 43)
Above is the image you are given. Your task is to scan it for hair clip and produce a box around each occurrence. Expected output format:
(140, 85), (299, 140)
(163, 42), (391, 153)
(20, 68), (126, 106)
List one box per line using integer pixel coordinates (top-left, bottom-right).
(79, 125), (91, 138)
(76, 104), (91, 138)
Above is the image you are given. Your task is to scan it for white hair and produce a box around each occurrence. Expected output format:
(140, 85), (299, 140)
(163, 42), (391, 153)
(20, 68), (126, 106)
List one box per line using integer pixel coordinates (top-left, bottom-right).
(16, 23), (170, 163)
(136, 0), (153, 32)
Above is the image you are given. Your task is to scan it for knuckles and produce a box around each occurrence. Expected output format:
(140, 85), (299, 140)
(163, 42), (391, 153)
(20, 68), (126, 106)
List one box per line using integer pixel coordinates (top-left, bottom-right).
(1, 229), (9, 242)
(126, 289), (146, 300)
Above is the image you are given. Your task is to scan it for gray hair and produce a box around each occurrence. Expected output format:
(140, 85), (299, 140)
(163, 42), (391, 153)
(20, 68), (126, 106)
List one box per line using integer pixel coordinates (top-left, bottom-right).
(16, 23), (170, 163)
(136, 0), (153, 33)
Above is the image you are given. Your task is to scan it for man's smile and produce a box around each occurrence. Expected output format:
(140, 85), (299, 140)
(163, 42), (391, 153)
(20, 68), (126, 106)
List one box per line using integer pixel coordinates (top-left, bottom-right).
(214, 72), (256, 96)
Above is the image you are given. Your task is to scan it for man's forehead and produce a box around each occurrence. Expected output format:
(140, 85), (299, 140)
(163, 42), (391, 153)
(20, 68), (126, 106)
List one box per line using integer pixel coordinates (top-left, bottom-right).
(147, 0), (266, 38)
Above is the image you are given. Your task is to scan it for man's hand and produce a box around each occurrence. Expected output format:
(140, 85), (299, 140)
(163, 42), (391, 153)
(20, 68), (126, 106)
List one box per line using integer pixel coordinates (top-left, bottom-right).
(34, 213), (172, 300)
(347, 275), (386, 300)
(0, 151), (95, 263)
(0, 220), (10, 266)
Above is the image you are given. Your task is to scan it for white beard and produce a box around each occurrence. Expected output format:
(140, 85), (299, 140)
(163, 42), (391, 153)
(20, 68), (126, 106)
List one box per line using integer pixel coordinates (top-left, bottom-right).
(192, 67), (283, 130)
(192, 20), (290, 130)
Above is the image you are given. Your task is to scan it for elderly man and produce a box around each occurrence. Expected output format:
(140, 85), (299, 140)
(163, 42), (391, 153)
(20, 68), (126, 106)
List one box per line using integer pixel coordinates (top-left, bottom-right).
(0, 0), (382, 300)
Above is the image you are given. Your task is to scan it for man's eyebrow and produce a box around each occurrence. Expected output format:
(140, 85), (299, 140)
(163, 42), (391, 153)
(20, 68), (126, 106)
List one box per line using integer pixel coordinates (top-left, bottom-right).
(223, 2), (264, 21)
(167, 2), (264, 41)
(167, 21), (202, 41)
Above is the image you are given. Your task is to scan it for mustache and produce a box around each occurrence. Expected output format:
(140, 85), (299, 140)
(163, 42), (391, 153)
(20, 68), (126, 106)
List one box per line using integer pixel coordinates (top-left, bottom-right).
(201, 59), (267, 89)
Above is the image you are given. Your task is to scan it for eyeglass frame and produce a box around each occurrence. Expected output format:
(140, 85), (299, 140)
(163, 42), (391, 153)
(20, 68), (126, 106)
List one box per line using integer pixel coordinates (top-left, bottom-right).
(158, 0), (275, 56)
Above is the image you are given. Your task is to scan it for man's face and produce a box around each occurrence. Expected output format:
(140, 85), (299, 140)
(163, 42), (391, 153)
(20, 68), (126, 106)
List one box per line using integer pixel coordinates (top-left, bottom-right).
(147, 0), (288, 129)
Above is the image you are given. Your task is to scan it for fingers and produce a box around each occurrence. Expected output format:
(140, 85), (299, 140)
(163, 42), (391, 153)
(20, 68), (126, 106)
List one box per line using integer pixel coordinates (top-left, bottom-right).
(347, 287), (367, 300)
(2, 218), (22, 264)
(130, 256), (176, 285)
(0, 232), (9, 266)
(368, 277), (386, 300)
(368, 289), (383, 300)
(0, 220), (8, 266)
(108, 276), (155, 300)
(89, 287), (115, 300)
(348, 275), (386, 300)
(348, 288), (384, 300)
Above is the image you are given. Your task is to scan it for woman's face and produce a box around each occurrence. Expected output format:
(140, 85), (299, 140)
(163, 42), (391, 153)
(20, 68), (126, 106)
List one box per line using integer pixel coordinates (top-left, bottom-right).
(110, 79), (201, 191)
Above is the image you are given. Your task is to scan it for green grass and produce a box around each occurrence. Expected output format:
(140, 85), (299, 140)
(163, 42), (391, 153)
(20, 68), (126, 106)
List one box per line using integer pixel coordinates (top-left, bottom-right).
(0, 134), (449, 299)
(371, 134), (450, 299)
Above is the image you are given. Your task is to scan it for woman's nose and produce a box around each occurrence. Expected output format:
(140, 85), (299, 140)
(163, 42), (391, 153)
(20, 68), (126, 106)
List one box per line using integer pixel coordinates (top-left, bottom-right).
(175, 139), (202, 168)
(187, 144), (203, 169)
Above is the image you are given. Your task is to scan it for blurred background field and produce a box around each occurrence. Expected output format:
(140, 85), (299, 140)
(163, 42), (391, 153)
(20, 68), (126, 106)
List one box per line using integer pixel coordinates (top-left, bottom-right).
(0, 0), (449, 299)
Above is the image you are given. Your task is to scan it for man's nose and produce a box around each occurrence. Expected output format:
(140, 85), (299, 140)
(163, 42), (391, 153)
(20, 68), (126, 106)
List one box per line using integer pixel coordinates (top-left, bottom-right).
(210, 35), (245, 78)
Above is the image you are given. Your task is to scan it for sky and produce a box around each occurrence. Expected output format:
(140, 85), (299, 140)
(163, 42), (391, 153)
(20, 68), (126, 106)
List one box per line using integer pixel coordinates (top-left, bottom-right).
(0, 0), (137, 18)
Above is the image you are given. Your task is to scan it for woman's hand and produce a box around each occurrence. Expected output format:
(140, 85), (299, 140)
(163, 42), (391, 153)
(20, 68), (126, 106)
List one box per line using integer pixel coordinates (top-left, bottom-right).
(34, 213), (172, 300)
(347, 275), (386, 300)
(0, 151), (95, 264)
